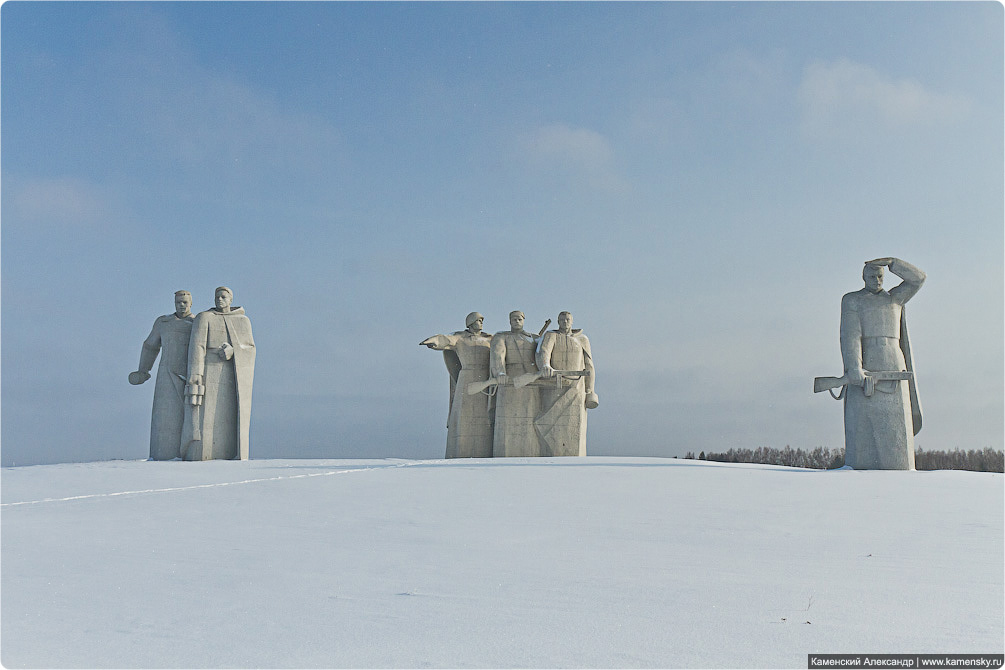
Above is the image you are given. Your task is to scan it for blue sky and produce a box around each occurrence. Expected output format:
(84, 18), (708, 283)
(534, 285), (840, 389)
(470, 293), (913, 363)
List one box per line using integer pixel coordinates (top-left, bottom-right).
(2, 1), (1002, 466)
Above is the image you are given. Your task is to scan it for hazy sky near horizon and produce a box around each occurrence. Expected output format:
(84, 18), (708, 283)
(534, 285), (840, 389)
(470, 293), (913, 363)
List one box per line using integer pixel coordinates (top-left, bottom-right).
(2, 2), (1002, 466)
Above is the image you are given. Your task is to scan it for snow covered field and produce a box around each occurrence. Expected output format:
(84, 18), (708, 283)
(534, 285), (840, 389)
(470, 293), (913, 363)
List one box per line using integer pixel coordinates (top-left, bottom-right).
(2, 457), (1002, 669)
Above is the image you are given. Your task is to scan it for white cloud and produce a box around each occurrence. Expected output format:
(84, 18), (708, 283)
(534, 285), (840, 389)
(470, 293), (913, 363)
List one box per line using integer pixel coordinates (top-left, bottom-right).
(6, 177), (112, 226)
(522, 124), (613, 168)
(516, 124), (625, 191)
(798, 58), (972, 138)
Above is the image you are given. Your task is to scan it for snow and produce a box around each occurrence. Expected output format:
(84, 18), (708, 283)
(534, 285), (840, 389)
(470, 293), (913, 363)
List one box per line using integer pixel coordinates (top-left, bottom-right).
(2, 457), (1002, 668)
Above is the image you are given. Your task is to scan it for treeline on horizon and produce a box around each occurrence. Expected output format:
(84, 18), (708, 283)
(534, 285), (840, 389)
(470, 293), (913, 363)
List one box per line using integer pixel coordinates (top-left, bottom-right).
(681, 446), (1004, 473)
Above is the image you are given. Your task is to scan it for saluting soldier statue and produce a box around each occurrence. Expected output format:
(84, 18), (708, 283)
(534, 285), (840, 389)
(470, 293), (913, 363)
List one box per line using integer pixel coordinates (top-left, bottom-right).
(816, 258), (925, 470)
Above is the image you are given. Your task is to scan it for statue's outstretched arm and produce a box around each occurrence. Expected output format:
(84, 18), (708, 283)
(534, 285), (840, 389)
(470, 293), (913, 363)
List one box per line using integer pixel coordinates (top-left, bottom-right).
(420, 334), (457, 351)
(130, 320), (162, 384)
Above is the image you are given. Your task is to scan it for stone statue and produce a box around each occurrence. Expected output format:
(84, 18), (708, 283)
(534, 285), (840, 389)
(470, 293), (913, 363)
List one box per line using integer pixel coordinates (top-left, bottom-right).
(129, 291), (195, 460)
(815, 258), (924, 469)
(535, 312), (598, 457)
(420, 312), (495, 458)
(489, 311), (549, 457)
(182, 286), (256, 461)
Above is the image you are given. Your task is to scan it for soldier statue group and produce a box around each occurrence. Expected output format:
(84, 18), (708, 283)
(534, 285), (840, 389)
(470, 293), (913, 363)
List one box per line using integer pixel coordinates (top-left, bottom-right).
(132, 257), (925, 469)
(130, 286), (255, 461)
(421, 310), (598, 459)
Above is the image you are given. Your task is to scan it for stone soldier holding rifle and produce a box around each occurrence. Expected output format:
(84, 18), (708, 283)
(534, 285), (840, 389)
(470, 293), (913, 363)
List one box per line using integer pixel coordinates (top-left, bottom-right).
(535, 311), (598, 457)
(815, 257), (925, 469)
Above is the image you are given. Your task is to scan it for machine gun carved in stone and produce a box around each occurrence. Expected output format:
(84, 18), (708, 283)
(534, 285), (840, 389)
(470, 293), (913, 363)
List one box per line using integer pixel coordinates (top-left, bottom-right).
(814, 370), (913, 399)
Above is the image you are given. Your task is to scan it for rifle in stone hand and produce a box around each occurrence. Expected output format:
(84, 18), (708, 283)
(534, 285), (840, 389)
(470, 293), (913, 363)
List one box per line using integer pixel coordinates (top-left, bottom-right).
(814, 370), (913, 399)
(514, 368), (589, 389)
(466, 369), (589, 395)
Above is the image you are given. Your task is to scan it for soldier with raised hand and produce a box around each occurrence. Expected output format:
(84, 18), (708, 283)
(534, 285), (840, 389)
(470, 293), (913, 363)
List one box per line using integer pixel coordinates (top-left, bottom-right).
(129, 290), (195, 460)
(839, 257), (925, 469)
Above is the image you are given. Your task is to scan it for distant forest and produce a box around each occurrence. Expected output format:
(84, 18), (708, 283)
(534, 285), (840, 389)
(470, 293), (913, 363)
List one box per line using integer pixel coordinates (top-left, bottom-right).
(681, 446), (1004, 473)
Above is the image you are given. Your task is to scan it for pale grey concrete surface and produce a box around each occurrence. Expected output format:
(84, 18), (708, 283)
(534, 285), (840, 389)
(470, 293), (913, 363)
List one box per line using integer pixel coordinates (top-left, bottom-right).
(825, 257), (926, 469)
(423, 310), (599, 459)
(129, 291), (194, 461)
(421, 312), (495, 458)
(182, 286), (256, 461)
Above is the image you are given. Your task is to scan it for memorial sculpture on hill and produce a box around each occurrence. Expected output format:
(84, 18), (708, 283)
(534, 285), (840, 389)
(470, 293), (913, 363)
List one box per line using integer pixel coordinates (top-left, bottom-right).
(422, 310), (598, 458)
(420, 312), (495, 458)
(814, 258), (925, 470)
(182, 286), (256, 461)
(535, 311), (598, 457)
(488, 311), (551, 457)
(129, 291), (195, 460)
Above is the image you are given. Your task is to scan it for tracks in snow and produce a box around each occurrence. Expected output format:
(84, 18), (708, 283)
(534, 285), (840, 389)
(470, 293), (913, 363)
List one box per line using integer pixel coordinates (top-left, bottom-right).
(1, 461), (428, 508)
